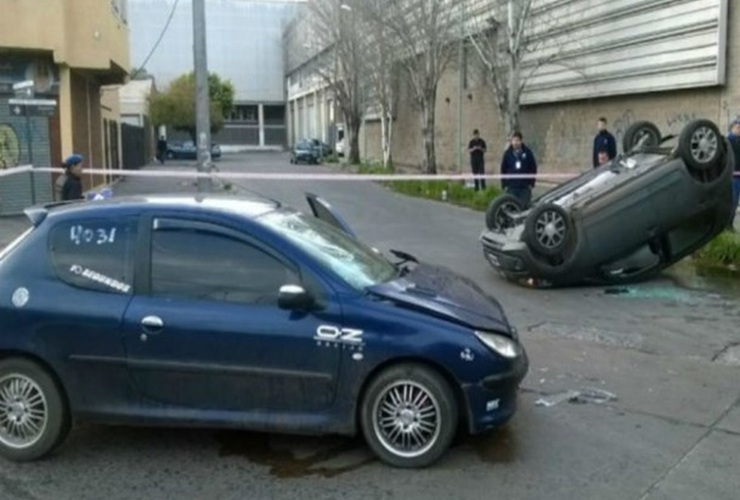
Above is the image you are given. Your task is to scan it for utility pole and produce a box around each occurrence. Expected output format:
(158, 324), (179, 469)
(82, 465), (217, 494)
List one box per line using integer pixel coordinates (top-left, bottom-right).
(193, 0), (212, 192)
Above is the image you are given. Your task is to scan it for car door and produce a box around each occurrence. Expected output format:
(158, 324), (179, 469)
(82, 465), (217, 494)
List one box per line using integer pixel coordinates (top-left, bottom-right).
(39, 216), (139, 411)
(121, 216), (343, 414)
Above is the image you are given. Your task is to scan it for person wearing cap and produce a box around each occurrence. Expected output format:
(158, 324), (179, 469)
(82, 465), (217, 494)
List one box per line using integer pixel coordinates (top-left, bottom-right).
(55, 154), (82, 201)
(60, 154), (84, 201)
(729, 119), (740, 230)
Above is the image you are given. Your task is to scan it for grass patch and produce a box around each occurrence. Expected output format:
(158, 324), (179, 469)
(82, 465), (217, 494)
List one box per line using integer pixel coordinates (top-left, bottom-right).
(324, 153), (340, 164)
(357, 162), (501, 211)
(693, 231), (740, 270)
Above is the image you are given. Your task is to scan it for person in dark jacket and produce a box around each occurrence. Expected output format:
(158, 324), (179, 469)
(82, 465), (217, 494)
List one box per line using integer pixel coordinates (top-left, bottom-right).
(729, 119), (740, 230)
(61, 155), (84, 201)
(54, 154), (82, 201)
(500, 131), (537, 206)
(156, 136), (167, 165)
(593, 117), (617, 168)
(468, 129), (488, 191)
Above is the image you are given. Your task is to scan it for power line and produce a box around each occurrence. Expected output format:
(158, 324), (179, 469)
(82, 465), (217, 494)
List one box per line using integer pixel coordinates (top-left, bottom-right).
(130, 0), (181, 79)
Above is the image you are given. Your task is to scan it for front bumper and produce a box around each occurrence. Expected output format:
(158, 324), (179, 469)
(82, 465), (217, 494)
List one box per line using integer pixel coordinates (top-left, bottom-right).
(480, 231), (531, 277)
(462, 348), (529, 434)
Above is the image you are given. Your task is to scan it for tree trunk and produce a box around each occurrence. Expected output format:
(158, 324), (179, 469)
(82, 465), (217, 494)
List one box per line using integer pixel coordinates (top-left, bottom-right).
(348, 116), (362, 165)
(420, 89), (437, 174)
(506, 57), (521, 133)
(384, 110), (394, 168)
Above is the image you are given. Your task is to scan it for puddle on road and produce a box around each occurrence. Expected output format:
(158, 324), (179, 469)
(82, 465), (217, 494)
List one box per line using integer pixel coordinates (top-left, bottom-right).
(215, 431), (374, 478)
(464, 426), (520, 465)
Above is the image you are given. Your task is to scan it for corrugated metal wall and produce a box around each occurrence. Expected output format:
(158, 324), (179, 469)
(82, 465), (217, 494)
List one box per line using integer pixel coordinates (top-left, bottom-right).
(469, 0), (728, 104)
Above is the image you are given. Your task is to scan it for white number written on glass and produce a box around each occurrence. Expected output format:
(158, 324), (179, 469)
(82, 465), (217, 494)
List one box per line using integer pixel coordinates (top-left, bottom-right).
(70, 225), (117, 246)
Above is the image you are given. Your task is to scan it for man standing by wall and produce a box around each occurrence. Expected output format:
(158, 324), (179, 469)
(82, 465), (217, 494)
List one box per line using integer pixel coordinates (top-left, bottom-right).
(500, 131), (537, 206)
(593, 117), (617, 168)
(468, 129), (488, 191)
(729, 119), (740, 231)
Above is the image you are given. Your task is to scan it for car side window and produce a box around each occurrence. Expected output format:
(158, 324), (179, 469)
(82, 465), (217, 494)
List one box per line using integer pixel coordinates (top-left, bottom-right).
(49, 218), (137, 294)
(150, 222), (298, 306)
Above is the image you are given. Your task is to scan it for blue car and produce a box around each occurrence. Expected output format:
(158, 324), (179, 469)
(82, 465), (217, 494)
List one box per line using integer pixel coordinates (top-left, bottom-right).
(0, 193), (528, 468)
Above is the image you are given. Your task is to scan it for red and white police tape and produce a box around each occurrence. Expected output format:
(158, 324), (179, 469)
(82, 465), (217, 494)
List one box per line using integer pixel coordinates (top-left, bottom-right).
(1, 165), (581, 181)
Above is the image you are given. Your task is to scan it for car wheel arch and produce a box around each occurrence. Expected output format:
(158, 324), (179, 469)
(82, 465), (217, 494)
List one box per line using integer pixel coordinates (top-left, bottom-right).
(0, 349), (72, 418)
(353, 357), (471, 436)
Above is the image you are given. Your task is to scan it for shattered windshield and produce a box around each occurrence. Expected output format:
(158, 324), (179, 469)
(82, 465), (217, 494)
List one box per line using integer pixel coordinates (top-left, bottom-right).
(257, 209), (396, 290)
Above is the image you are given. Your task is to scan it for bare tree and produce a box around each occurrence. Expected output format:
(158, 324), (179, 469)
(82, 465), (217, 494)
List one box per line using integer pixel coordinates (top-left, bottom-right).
(359, 0), (399, 168)
(367, 0), (460, 174)
(307, 0), (368, 165)
(467, 0), (575, 133)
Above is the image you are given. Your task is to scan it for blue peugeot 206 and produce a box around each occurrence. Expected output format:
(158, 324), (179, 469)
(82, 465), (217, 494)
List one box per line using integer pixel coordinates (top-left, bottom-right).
(0, 193), (528, 468)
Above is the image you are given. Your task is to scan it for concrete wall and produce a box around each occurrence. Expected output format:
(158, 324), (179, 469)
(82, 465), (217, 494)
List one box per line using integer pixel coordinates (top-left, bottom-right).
(0, 0), (129, 72)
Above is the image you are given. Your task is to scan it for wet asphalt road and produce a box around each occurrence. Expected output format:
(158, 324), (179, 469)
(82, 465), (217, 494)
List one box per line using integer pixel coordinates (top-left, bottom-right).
(1, 152), (739, 500)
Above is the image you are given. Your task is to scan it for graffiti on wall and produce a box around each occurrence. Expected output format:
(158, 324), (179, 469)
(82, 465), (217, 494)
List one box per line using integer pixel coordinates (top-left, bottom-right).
(666, 112), (697, 130)
(0, 124), (21, 169)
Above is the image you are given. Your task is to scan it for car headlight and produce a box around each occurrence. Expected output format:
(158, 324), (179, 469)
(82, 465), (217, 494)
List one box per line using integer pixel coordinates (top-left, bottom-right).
(474, 331), (520, 359)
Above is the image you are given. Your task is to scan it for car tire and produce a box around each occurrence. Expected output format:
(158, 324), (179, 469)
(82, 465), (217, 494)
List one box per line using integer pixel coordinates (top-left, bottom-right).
(524, 203), (573, 257)
(360, 364), (458, 469)
(0, 358), (69, 462)
(622, 121), (661, 152)
(166, 151), (174, 160)
(485, 194), (525, 231)
(678, 119), (725, 174)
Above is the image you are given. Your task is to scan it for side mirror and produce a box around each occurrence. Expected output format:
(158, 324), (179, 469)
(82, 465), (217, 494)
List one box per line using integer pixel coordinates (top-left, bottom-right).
(278, 284), (314, 310)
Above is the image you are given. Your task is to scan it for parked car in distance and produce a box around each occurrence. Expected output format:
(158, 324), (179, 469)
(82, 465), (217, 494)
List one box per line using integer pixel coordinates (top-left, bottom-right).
(480, 119), (734, 287)
(290, 140), (322, 164)
(0, 193), (528, 468)
(166, 141), (221, 160)
(309, 139), (333, 157)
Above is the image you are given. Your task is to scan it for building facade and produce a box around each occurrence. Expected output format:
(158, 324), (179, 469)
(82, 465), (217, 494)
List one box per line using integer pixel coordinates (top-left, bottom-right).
(287, 0), (739, 173)
(0, 0), (130, 214)
(127, 0), (298, 148)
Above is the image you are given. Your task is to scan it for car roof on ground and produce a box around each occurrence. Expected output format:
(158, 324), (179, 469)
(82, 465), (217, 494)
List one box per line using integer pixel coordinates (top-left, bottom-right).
(29, 194), (282, 225)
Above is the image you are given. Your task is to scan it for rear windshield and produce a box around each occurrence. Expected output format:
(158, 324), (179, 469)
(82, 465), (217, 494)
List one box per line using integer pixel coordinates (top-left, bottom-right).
(0, 226), (34, 262)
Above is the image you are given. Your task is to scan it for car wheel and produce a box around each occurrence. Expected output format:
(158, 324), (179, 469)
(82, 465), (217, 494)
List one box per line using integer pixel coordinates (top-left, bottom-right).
(166, 151), (174, 160)
(678, 119), (725, 174)
(486, 194), (525, 231)
(524, 203), (573, 257)
(361, 364), (457, 468)
(0, 358), (69, 462)
(622, 121), (661, 152)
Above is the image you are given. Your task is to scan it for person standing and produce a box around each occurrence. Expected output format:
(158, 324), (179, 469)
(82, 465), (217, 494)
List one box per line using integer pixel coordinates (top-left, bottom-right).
(729, 119), (740, 230)
(55, 154), (82, 201)
(593, 117), (617, 168)
(500, 131), (537, 206)
(61, 155), (84, 201)
(156, 135), (168, 165)
(468, 129), (488, 191)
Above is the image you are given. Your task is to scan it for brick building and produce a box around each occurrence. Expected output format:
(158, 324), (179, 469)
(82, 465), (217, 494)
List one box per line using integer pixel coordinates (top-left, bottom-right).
(0, 0), (130, 214)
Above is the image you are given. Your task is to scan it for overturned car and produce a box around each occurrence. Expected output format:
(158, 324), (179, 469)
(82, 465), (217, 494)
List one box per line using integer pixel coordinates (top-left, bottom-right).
(480, 119), (735, 287)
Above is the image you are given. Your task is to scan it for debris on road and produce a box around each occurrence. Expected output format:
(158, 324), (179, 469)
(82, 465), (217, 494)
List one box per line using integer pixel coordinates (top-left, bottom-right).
(535, 387), (618, 407)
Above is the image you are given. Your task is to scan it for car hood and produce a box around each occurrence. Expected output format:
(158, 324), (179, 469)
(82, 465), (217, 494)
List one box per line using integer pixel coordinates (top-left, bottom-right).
(367, 263), (513, 335)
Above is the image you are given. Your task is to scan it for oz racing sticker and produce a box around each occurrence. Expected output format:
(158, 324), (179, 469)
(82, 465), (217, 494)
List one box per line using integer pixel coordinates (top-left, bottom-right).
(315, 325), (365, 351)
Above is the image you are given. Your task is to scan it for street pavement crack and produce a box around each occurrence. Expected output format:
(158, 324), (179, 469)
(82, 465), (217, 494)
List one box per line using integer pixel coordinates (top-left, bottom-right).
(638, 393), (740, 500)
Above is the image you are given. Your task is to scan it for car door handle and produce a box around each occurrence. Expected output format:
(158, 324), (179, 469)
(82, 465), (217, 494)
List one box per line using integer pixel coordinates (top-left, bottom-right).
(141, 315), (164, 334)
